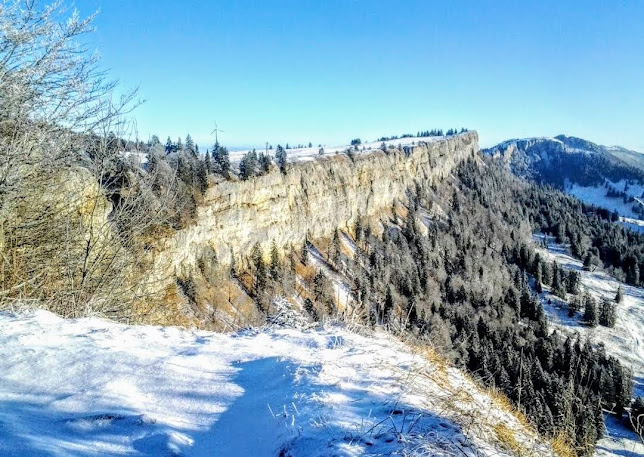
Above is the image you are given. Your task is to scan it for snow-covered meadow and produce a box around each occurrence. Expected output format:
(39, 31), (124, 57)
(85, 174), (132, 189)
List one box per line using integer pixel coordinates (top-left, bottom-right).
(228, 136), (447, 164)
(0, 309), (553, 457)
(566, 179), (644, 232)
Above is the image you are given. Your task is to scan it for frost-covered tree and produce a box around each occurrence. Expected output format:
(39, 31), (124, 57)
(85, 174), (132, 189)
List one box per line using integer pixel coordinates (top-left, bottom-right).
(212, 142), (230, 176)
(0, 0), (179, 317)
(239, 150), (258, 180)
(275, 145), (287, 174)
(204, 150), (212, 173)
(185, 134), (195, 156)
(583, 294), (598, 327)
(615, 285), (624, 303)
(599, 299), (616, 327)
(567, 270), (580, 295)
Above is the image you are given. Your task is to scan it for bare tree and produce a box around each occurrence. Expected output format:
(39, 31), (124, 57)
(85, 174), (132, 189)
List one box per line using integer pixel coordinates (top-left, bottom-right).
(0, 1), (174, 320)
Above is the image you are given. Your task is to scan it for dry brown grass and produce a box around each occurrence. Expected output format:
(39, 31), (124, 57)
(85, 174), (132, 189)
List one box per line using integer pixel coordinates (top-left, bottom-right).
(549, 432), (577, 457)
(494, 423), (523, 455)
(295, 263), (316, 283)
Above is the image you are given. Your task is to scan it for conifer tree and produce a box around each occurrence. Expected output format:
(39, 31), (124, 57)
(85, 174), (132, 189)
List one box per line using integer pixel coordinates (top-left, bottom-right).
(331, 229), (341, 266)
(275, 145), (287, 174)
(300, 238), (308, 265)
(212, 142), (230, 176)
(258, 152), (271, 174)
(383, 286), (394, 323)
(584, 294), (598, 327)
(196, 160), (208, 194)
(568, 294), (581, 317)
(204, 150), (212, 173)
(251, 243), (266, 293)
(185, 134), (195, 156)
(552, 261), (567, 299)
(567, 270), (580, 295)
(270, 241), (281, 281)
(599, 299), (616, 327)
(615, 285), (624, 303)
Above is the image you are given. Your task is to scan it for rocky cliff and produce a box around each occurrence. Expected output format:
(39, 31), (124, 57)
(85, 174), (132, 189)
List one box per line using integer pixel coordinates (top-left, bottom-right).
(153, 132), (478, 285)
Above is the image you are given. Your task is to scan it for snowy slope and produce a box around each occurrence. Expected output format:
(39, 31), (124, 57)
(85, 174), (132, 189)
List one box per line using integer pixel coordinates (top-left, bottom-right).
(566, 179), (644, 219)
(0, 310), (554, 457)
(564, 179), (644, 233)
(532, 234), (644, 456)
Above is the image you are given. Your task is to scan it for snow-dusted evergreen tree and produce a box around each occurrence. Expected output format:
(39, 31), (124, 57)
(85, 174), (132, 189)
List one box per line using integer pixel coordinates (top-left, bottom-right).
(204, 150), (212, 173)
(269, 241), (281, 281)
(185, 134), (195, 156)
(239, 150), (258, 180)
(275, 145), (287, 174)
(615, 285), (624, 303)
(584, 294), (598, 327)
(599, 299), (616, 327)
(212, 142), (230, 176)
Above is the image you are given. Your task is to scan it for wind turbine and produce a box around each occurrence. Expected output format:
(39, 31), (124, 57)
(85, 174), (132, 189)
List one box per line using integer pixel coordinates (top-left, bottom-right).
(211, 122), (224, 144)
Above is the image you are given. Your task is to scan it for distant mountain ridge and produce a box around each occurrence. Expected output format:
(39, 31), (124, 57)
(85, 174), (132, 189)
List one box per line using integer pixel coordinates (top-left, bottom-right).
(483, 135), (644, 187)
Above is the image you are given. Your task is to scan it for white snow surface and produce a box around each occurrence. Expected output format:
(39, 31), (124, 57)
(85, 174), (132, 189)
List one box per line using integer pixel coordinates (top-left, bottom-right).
(0, 310), (554, 457)
(566, 179), (644, 221)
(532, 235), (644, 456)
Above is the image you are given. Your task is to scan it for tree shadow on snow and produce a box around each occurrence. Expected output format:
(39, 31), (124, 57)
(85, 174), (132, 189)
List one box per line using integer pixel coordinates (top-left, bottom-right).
(0, 355), (489, 457)
(196, 357), (488, 457)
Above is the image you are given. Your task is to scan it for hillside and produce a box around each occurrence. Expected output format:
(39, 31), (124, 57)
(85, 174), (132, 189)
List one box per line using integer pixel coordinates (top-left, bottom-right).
(0, 310), (555, 457)
(531, 234), (644, 456)
(483, 135), (644, 188)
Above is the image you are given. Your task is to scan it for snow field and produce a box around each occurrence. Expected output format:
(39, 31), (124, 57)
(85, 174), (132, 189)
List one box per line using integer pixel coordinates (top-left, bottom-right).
(0, 309), (553, 457)
(228, 136), (447, 165)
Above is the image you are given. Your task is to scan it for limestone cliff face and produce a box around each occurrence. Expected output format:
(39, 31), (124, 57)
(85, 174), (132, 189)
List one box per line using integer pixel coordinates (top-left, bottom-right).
(154, 132), (478, 281)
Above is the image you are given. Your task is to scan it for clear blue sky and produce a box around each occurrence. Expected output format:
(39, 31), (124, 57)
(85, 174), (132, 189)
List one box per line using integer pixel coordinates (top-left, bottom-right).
(75, 0), (644, 151)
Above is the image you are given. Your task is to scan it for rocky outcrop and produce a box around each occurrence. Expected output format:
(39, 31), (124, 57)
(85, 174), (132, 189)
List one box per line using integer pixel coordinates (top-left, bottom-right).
(152, 132), (479, 283)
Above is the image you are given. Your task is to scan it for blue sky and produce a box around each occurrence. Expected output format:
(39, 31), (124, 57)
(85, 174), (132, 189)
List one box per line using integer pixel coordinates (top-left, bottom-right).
(75, 0), (644, 151)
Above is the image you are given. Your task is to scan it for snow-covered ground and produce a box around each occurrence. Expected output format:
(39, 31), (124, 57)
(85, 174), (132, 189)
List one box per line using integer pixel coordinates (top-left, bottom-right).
(619, 216), (644, 234)
(0, 309), (554, 457)
(532, 234), (644, 456)
(228, 135), (449, 164)
(566, 179), (644, 221)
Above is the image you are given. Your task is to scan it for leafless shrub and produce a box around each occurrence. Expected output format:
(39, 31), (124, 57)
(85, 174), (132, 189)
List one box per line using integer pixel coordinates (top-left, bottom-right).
(0, 1), (173, 319)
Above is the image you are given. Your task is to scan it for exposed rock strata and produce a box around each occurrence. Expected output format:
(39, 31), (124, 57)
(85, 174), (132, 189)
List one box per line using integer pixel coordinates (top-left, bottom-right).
(153, 132), (478, 283)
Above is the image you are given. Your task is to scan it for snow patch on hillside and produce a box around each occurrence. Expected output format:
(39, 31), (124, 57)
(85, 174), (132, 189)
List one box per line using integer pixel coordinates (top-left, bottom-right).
(531, 234), (644, 456)
(566, 179), (644, 221)
(0, 310), (554, 457)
